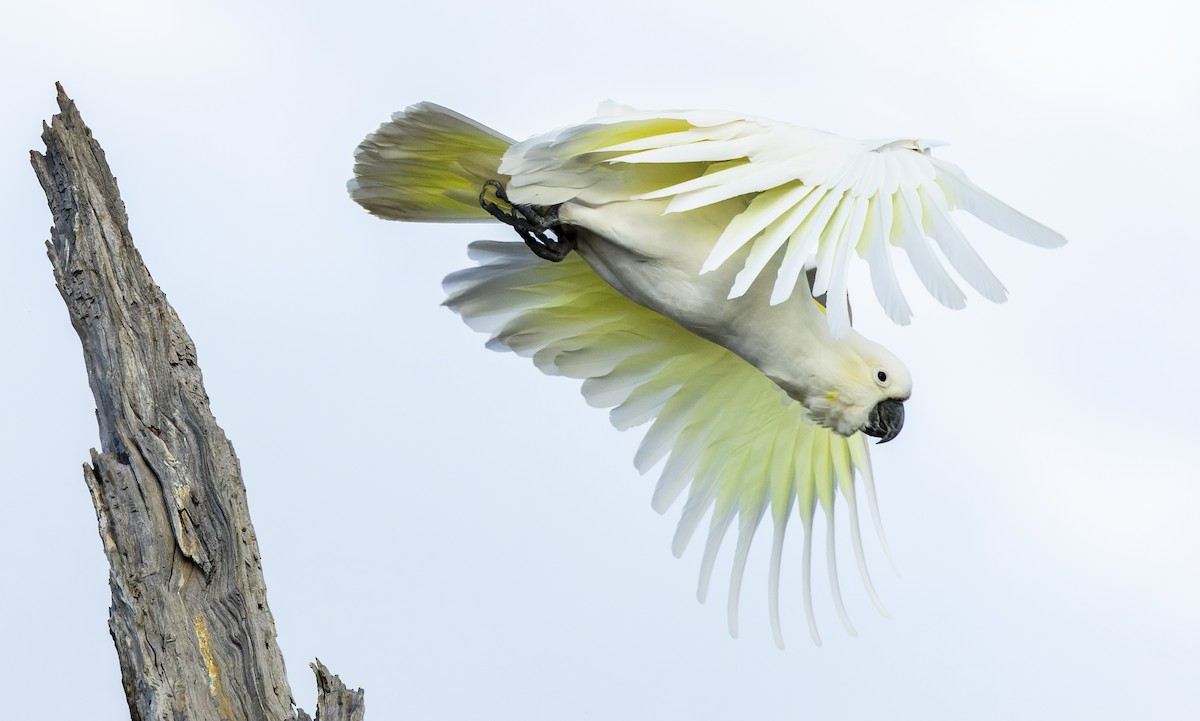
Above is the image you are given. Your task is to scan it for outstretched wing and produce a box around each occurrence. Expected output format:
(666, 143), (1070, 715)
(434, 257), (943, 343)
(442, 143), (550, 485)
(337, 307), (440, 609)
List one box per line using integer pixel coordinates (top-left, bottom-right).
(501, 108), (1065, 337)
(444, 241), (895, 647)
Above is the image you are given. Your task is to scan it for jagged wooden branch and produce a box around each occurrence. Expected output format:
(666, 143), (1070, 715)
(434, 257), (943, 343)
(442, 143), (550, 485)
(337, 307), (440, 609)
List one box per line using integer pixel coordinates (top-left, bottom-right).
(30, 84), (364, 721)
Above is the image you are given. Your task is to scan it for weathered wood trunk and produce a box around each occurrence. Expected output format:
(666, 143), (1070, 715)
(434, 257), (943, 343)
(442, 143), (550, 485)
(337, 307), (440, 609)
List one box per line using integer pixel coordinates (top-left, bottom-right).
(31, 84), (364, 721)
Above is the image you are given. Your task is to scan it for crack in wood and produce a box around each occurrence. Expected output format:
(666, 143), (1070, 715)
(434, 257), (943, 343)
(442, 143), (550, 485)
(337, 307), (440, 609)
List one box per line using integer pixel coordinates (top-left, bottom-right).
(32, 84), (366, 721)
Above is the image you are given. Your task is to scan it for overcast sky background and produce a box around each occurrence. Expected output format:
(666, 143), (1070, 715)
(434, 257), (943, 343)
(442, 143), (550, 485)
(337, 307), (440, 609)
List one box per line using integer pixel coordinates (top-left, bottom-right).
(2, 1), (1198, 719)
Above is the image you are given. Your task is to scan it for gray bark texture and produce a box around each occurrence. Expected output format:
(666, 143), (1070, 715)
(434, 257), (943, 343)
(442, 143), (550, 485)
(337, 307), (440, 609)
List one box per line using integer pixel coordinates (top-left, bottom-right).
(30, 84), (364, 721)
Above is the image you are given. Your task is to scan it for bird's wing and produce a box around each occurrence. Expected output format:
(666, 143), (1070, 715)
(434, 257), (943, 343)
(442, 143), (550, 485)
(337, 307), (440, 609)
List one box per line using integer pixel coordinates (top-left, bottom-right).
(501, 108), (1065, 337)
(444, 241), (894, 647)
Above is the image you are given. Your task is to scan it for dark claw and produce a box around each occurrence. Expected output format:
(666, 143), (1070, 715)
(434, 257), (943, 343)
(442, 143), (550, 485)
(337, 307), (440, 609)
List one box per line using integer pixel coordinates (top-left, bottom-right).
(479, 180), (576, 262)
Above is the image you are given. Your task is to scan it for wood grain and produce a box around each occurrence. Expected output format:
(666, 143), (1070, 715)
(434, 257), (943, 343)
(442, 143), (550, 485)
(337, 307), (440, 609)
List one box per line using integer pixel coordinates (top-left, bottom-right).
(31, 84), (363, 721)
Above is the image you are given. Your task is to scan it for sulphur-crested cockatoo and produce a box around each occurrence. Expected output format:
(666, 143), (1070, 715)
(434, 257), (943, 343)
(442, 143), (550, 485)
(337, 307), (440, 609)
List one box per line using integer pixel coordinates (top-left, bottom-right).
(348, 102), (1064, 646)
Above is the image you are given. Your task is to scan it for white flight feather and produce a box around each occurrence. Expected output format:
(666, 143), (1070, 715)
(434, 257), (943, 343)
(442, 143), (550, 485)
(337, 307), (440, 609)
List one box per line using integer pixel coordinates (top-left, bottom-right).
(696, 446), (747, 603)
(581, 355), (672, 408)
(893, 188), (967, 309)
(610, 383), (684, 431)
(770, 190), (844, 306)
(825, 501), (856, 636)
(918, 182), (1007, 302)
(766, 423), (799, 648)
(633, 376), (710, 472)
(593, 123), (750, 154)
(849, 433), (898, 575)
(800, 505), (820, 646)
(728, 428), (776, 637)
(707, 180), (810, 275)
(672, 445), (727, 558)
(729, 187), (820, 298)
(862, 195), (913, 325)
(552, 335), (663, 378)
(606, 137), (759, 167)
(833, 437), (888, 618)
(824, 195), (871, 338)
(931, 158), (1067, 248)
(808, 191), (855, 298)
(651, 421), (711, 514)
(728, 496), (770, 638)
(664, 165), (799, 215)
(649, 377), (738, 512)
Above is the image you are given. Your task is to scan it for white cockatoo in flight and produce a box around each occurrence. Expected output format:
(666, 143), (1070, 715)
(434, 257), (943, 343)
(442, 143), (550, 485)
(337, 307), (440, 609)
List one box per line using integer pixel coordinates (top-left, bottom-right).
(348, 102), (1064, 647)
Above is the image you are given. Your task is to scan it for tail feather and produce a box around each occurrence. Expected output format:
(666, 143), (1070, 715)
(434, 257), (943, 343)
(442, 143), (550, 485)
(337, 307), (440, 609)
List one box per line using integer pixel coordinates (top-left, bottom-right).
(349, 102), (513, 222)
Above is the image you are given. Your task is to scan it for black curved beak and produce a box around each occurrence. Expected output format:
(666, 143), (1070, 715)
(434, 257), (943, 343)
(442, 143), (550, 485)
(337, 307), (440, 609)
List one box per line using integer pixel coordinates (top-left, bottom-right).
(863, 399), (905, 444)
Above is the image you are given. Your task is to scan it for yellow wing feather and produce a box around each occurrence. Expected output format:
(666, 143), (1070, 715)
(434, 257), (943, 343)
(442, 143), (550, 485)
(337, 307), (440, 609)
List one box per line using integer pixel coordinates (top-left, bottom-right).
(444, 241), (889, 647)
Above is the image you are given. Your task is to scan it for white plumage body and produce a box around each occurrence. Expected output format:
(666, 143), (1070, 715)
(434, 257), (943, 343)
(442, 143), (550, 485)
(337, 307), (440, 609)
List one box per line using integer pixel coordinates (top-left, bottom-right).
(561, 198), (905, 435)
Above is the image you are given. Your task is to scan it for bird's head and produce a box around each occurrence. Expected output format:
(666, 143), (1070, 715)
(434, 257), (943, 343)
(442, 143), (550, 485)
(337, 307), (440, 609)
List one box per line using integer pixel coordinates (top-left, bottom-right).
(783, 332), (912, 442)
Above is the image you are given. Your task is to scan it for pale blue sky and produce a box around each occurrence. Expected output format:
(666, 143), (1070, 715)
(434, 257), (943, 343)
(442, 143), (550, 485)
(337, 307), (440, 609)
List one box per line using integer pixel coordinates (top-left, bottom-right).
(2, 1), (1197, 719)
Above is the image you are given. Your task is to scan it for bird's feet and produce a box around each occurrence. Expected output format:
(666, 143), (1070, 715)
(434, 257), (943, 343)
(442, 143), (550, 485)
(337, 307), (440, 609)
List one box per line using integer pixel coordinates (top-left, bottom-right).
(479, 180), (576, 262)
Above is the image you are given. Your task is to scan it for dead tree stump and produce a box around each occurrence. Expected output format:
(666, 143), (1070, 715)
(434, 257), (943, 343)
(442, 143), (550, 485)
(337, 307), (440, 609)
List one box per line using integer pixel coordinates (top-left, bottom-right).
(30, 84), (364, 721)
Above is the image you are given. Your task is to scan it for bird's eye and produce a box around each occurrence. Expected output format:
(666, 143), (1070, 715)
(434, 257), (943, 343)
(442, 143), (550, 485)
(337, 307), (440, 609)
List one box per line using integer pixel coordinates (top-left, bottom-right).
(874, 369), (890, 386)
